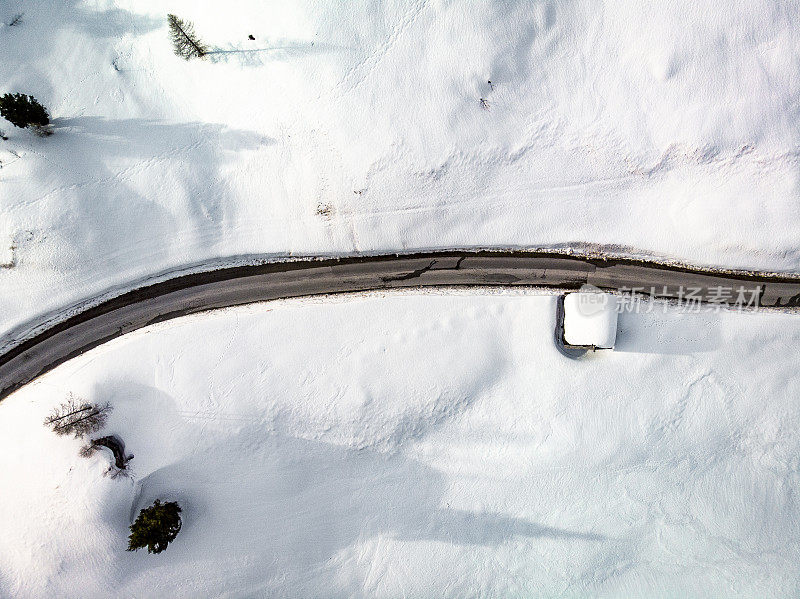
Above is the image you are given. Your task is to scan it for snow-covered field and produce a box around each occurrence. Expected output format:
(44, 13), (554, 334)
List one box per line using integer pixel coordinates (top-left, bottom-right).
(2, 0), (800, 333)
(3, 1), (800, 596)
(1, 292), (799, 597)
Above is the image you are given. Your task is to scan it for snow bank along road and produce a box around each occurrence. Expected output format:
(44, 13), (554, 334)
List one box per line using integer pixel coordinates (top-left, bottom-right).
(2, 250), (800, 401)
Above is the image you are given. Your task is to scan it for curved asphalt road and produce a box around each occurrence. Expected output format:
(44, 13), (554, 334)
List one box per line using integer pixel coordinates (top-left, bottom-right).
(2, 250), (800, 401)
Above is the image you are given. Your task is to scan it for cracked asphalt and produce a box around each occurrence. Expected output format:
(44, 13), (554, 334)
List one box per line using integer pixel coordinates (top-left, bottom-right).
(2, 250), (800, 401)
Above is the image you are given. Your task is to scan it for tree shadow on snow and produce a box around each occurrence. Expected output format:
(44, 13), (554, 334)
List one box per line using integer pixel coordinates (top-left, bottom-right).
(205, 41), (346, 68)
(15, 115), (270, 284)
(0, 116), (270, 354)
(117, 427), (605, 589)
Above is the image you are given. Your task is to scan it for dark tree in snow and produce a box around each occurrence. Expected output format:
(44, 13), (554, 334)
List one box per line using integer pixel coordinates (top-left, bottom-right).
(7, 13), (23, 27)
(82, 435), (133, 471)
(128, 500), (182, 554)
(167, 14), (208, 60)
(44, 394), (111, 438)
(0, 93), (49, 129)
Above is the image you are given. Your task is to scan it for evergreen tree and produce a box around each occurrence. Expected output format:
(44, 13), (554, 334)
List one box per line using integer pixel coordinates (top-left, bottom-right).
(128, 500), (183, 554)
(167, 14), (208, 60)
(0, 93), (49, 129)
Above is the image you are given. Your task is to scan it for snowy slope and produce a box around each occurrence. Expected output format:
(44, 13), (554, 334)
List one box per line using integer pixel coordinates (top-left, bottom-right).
(1, 292), (799, 597)
(1, 0), (800, 333)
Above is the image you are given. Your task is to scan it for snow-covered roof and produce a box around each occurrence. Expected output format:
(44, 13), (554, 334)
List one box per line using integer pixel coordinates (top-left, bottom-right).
(563, 291), (619, 349)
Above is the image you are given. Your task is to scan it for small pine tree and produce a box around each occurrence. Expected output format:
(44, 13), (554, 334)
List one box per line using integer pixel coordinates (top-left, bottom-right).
(44, 394), (111, 438)
(0, 93), (49, 129)
(167, 14), (208, 60)
(128, 500), (182, 554)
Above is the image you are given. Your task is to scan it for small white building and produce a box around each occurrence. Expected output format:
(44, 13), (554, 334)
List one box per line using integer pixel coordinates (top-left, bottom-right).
(561, 290), (619, 350)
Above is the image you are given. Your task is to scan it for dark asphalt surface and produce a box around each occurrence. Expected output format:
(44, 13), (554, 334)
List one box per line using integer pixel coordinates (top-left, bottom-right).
(2, 250), (800, 401)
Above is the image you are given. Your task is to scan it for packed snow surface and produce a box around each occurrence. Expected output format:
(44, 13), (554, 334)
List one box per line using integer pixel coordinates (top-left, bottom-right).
(563, 291), (619, 347)
(1, 292), (799, 597)
(2, 0), (800, 333)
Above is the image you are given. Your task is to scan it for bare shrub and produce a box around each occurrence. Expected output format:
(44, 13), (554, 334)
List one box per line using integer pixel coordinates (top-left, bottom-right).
(316, 202), (334, 219)
(44, 394), (111, 438)
(79, 443), (98, 458)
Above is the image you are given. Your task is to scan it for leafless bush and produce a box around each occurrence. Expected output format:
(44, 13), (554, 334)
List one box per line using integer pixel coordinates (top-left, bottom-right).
(44, 394), (111, 438)
(79, 443), (98, 458)
(106, 465), (132, 479)
(316, 202), (333, 219)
